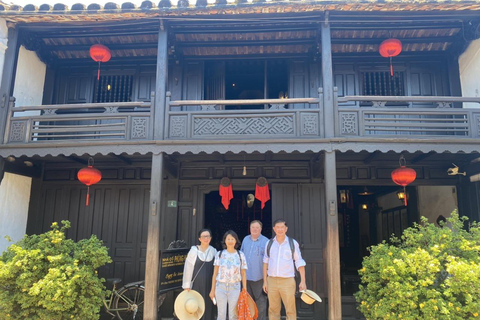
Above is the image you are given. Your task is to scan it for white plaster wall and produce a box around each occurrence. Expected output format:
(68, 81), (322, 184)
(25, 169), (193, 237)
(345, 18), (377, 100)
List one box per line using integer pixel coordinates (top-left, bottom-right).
(13, 45), (46, 117)
(0, 173), (32, 253)
(0, 19), (8, 81)
(459, 38), (480, 108)
(417, 186), (457, 225)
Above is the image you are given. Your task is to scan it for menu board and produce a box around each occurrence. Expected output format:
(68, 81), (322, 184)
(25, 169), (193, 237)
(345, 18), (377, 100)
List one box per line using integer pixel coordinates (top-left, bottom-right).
(158, 248), (189, 293)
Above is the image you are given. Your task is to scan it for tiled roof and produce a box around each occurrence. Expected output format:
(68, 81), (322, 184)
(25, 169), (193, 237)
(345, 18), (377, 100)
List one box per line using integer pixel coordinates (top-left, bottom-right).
(1, 0), (480, 23)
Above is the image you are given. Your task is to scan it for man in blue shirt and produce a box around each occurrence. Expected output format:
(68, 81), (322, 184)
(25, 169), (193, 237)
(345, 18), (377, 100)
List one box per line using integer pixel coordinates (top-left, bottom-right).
(241, 220), (269, 320)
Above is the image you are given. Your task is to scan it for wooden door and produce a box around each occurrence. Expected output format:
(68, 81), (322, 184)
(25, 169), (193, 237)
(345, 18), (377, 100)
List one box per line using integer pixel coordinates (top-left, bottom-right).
(272, 183), (327, 319)
(27, 184), (150, 284)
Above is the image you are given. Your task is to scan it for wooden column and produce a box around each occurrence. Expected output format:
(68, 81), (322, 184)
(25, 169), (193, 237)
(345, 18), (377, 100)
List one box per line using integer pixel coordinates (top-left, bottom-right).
(154, 21), (168, 140)
(322, 15), (343, 320)
(0, 26), (19, 144)
(144, 152), (164, 320)
(324, 151), (342, 320)
(321, 16), (334, 139)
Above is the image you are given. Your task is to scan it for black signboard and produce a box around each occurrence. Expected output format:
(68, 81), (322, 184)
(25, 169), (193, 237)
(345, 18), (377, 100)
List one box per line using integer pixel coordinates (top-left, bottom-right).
(158, 247), (189, 293)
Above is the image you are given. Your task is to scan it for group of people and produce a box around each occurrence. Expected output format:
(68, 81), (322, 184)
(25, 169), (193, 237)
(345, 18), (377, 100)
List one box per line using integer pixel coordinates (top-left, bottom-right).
(181, 219), (307, 320)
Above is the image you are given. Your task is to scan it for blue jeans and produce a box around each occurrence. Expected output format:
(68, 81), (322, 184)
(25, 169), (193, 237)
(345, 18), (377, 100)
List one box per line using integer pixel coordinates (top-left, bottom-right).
(215, 282), (241, 320)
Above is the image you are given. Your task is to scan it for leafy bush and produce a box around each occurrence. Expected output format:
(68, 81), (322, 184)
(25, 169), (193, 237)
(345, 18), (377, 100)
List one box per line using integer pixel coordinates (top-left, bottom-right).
(0, 221), (112, 320)
(355, 210), (480, 320)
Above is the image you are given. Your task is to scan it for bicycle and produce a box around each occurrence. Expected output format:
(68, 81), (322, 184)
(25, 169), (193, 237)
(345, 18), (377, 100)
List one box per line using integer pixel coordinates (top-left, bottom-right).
(103, 278), (167, 320)
(103, 278), (145, 320)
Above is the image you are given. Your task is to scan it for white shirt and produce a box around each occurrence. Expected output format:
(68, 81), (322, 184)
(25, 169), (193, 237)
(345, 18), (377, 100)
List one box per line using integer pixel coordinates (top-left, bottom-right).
(182, 245), (217, 289)
(263, 236), (306, 278)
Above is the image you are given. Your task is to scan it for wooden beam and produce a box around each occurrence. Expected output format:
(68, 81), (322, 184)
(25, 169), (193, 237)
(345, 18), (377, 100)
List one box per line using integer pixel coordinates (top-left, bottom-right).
(60, 155), (88, 165)
(363, 151), (381, 164)
(410, 151), (435, 164)
(144, 152), (164, 320)
(324, 150), (342, 320)
(110, 154), (132, 165)
(155, 22), (168, 140)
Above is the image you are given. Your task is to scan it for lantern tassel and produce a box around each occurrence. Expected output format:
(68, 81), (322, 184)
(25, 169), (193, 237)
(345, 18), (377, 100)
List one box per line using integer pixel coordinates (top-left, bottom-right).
(404, 187), (407, 206)
(97, 62), (101, 81)
(86, 186), (90, 206)
(390, 57), (394, 77)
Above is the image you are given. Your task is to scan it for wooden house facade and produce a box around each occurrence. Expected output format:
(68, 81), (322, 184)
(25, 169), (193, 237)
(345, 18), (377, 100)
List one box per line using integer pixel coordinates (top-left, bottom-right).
(0, 1), (480, 319)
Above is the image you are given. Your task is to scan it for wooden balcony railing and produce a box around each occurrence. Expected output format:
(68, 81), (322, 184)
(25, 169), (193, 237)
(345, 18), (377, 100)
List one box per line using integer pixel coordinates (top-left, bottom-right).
(5, 99), (152, 143)
(165, 91), (324, 139)
(335, 95), (480, 138)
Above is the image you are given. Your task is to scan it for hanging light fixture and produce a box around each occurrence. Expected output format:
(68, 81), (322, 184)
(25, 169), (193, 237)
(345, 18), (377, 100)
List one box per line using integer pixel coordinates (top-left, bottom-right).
(391, 155), (416, 206)
(358, 186), (374, 196)
(379, 38), (402, 77)
(362, 203), (368, 210)
(396, 190), (406, 202)
(77, 157), (102, 206)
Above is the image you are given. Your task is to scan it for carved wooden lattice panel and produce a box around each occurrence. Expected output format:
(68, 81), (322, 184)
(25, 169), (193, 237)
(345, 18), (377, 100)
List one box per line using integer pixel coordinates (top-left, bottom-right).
(9, 121), (27, 142)
(131, 117), (148, 139)
(170, 116), (187, 138)
(301, 113), (319, 136)
(193, 115), (294, 136)
(340, 112), (358, 135)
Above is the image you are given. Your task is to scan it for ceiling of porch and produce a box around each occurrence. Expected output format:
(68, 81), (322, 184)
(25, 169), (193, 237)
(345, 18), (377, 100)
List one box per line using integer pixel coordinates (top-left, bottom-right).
(12, 8), (478, 65)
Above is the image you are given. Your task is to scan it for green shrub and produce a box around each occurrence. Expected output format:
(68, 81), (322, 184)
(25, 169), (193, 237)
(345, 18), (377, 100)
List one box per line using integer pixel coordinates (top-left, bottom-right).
(355, 210), (480, 320)
(0, 221), (112, 320)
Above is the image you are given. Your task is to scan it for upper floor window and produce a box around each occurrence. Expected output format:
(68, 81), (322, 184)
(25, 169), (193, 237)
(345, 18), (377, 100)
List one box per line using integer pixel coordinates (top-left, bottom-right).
(93, 74), (134, 103)
(361, 71), (405, 96)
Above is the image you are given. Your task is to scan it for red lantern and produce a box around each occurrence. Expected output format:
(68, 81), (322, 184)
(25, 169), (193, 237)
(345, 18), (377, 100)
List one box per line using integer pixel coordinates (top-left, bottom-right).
(77, 158), (102, 206)
(89, 44), (111, 81)
(391, 155), (416, 206)
(379, 38), (402, 77)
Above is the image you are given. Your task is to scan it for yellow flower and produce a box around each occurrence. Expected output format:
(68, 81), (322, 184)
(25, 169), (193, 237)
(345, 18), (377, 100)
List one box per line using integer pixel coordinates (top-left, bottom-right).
(419, 303), (424, 309)
(388, 252), (393, 256)
(474, 313), (478, 317)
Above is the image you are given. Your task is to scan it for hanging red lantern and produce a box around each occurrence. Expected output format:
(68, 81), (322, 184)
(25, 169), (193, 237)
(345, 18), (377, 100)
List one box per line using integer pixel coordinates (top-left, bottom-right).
(379, 38), (402, 77)
(89, 44), (111, 81)
(77, 157), (102, 206)
(391, 155), (416, 206)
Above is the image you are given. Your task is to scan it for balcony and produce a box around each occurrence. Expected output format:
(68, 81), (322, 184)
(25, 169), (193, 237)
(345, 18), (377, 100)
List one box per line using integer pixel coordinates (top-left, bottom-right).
(4, 90), (480, 145)
(336, 95), (480, 138)
(5, 100), (152, 143)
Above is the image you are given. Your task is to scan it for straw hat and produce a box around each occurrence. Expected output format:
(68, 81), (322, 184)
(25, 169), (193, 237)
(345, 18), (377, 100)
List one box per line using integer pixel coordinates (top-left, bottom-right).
(300, 290), (322, 305)
(174, 290), (205, 320)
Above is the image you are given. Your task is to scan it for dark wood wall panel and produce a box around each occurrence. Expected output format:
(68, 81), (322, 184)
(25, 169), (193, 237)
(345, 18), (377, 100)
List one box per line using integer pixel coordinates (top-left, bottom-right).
(28, 183), (150, 284)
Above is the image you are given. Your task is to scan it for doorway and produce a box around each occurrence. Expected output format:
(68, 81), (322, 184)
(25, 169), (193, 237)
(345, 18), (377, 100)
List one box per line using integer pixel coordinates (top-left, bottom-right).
(204, 190), (272, 251)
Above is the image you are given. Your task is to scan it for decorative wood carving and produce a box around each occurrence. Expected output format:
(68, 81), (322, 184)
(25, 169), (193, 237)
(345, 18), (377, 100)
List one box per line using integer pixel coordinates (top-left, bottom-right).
(9, 121), (27, 142)
(436, 102), (452, 108)
(340, 112), (358, 135)
(170, 116), (187, 138)
(269, 104), (286, 110)
(131, 117), (148, 139)
(201, 105), (217, 111)
(372, 101), (387, 108)
(193, 115), (294, 136)
(301, 113), (319, 136)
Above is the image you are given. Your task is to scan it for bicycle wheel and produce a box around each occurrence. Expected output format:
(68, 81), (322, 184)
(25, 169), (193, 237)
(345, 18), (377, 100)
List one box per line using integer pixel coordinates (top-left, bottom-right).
(114, 285), (145, 320)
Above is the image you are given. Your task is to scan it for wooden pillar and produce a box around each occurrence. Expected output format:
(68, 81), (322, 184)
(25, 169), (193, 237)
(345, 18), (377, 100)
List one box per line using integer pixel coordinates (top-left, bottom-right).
(322, 14), (343, 320)
(144, 152), (164, 320)
(321, 16), (334, 139)
(0, 157), (5, 185)
(154, 21), (168, 140)
(0, 26), (19, 144)
(324, 151), (342, 320)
